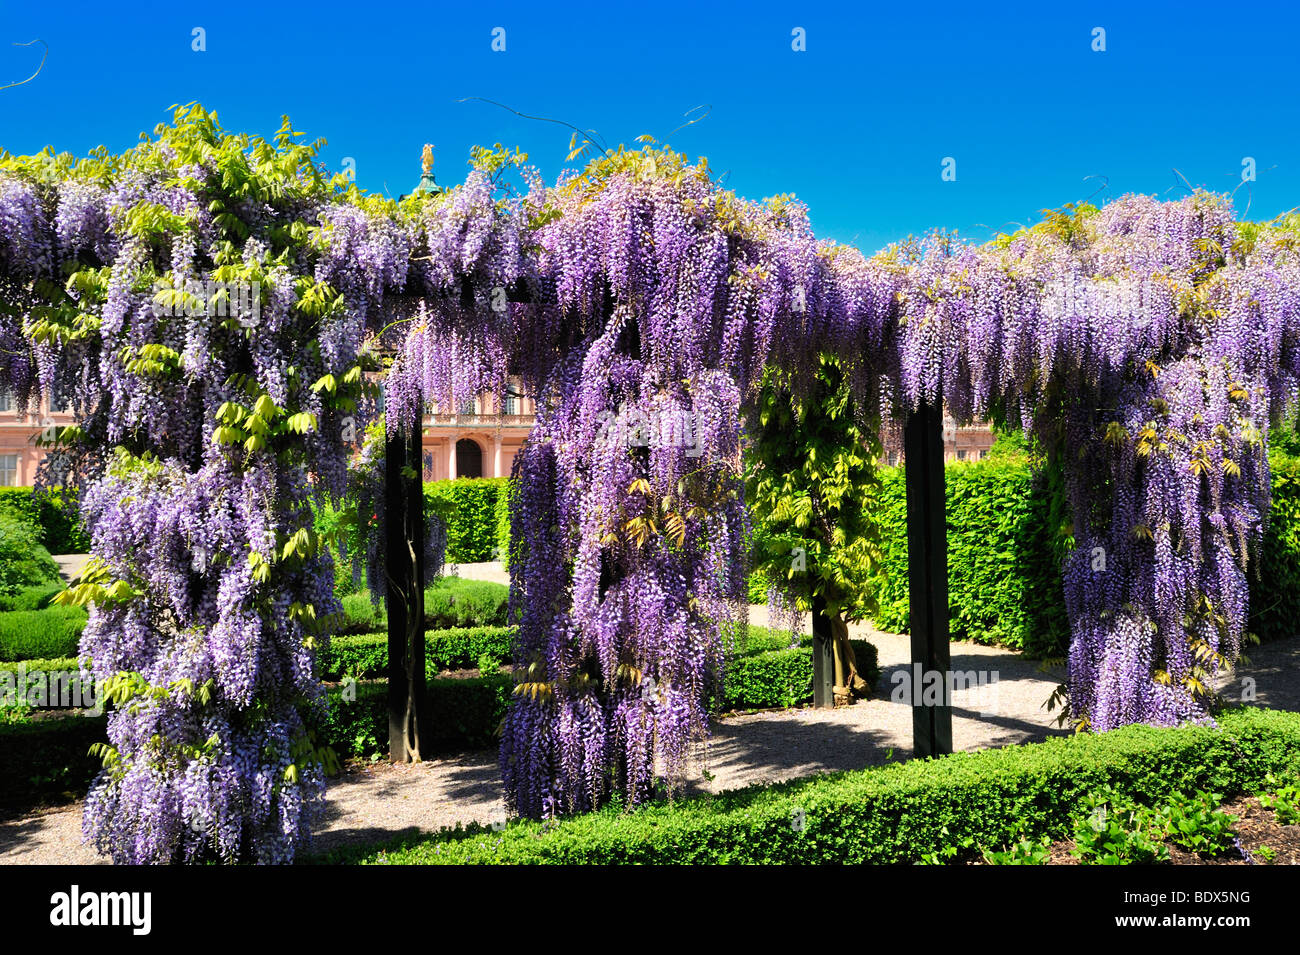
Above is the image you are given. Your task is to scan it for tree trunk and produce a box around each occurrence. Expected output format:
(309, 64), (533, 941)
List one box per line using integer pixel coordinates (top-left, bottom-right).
(385, 422), (428, 762)
(830, 614), (871, 705)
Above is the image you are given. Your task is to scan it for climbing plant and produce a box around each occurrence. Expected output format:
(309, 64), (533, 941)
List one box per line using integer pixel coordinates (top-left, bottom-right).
(3, 107), (1300, 858)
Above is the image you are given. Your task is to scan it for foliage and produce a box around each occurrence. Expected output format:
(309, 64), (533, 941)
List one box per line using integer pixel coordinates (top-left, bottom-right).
(424, 478), (509, 563)
(1156, 790), (1239, 855)
(0, 713), (107, 813)
(1259, 776), (1300, 825)
(1070, 787), (1170, 864)
(318, 707), (1300, 864)
(0, 581), (64, 611)
(981, 836), (1053, 864)
(336, 577), (509, 635)
(316, 676), (512, 758)
(713, 636), (879, 710)
(870, 460), (1070, 656)
(744, 355), (885, 624)
(319, 625), (516, 679)
(0, 513), (61, 599)
(0, 605), (87, 660)
(0, 487), (90, 554)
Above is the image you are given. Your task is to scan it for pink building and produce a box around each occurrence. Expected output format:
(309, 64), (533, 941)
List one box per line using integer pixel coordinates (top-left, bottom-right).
(881, 417), (996, 467)
(0, 391), (76, 486)
(419, 383), (536, 481)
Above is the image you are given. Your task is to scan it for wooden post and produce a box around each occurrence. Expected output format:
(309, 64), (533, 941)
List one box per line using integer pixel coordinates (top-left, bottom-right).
(903, 399), (953, 757)
(811, 592), (835, 708)
(385, 420), (428, 762)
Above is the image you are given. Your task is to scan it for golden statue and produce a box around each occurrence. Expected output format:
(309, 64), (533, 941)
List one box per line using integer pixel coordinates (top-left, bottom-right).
(421, 144), (435, 174)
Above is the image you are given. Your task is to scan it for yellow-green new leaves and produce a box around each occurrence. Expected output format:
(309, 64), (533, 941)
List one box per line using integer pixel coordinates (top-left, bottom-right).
(285, 411), (317, 434)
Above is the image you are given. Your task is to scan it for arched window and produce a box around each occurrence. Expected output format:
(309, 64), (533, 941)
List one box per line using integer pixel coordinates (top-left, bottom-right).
(456, 439), (482, 479)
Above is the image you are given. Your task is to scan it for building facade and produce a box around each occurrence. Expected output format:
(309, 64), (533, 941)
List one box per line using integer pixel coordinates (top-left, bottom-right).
(419, 384), (536, 481)
(0, 392), (76, 486)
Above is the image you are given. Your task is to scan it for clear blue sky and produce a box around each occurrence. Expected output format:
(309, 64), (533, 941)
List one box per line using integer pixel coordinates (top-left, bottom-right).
(2, 0), (1297, 252)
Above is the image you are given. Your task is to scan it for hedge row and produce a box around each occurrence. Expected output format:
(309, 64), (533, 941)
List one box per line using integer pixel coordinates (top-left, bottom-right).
(1250, 452), (1300, 644)
(321, 620), (880, 714)
(760, 452), (1300, 656)
(424, 478), (512, 564)
(717, 636), (880, 710)
(337, 577), (511, 635)
(321, 626), (514, 680)
(0, 605), (88, 661)
(0, 487), (89, 555)
(319, 706), (1300, 865)
(0, 713), (106, 812)
(317, 677), (512, 760)
(0, 582), (64, 612)
(0, 676), (515, 813)
(870, 459), (1070, 657)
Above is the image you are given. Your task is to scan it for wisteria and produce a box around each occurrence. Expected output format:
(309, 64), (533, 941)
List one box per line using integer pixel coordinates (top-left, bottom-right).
(4, 109), (1300, 855)
(0, 108), (408, 862)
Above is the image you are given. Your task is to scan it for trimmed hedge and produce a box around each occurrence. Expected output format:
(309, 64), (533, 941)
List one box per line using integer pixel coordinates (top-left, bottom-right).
(864, 453), (1300, 653)
(425, 478), (509, 563)
(319, 706), (1300, 865)
(321, 626), (515, 680)
(1250, 452), (1300, 643)
(338, 577), (511, 635)
(0, 656), (91, 709)
(318, 676), (512, 759)
(0, 605), (88, 661)
(0, 487), (89, 555)
(0, 581), (64, 611)
(870, 459), (1070, 656)
(717, 634), (880, 710)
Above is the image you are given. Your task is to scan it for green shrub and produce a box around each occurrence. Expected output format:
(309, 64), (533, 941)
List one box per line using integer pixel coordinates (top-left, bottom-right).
(423, 577), (510, 629)
(0, 581), (64, 611)
(337, 577), (512, 635)
(0, 605), (88, 661)
(494, 478), (515, 569)
(0, 656), (92, 710)
(1250, 452), (1300, 643)
(424, 478), (509, 563)
(870, 460), (1070, 656)
(0, 514), (62, 600)
(318, 675), (512, 758)
(318, 707), (1300, 865)
(320, 626), (516, 680)
(715, 636), (879, 710)
(0, 487), (89, 555)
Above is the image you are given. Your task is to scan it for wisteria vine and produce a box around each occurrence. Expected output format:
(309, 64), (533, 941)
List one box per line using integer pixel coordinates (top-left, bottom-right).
(3, 109), (1300, 860)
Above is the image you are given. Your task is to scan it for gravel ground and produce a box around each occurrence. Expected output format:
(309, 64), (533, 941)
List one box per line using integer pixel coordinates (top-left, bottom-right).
(3, 560), (1295, 864)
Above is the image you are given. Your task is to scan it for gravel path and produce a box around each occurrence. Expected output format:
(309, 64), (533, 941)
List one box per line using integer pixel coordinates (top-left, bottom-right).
(4, 560), (1295, 864)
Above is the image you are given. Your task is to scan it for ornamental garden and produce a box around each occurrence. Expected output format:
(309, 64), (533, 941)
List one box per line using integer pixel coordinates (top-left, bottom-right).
(1, 105), (1299, 865)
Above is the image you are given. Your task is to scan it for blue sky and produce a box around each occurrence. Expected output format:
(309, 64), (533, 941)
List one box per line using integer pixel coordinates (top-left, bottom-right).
(2, 0), (1297, 252)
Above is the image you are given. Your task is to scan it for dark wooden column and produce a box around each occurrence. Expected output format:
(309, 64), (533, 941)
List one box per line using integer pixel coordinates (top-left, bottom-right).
(811, 592), (835, 708)
(385, 419), (428, 762)
(903, 400), (953, 757)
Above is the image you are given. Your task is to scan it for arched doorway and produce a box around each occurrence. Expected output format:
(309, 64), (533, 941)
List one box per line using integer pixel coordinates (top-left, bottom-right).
(456, 438), (483, 478)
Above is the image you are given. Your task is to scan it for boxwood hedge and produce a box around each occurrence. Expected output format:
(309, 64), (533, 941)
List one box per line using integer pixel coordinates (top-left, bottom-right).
(319, 707), (1300, 865)
(425, 478), (510, 563)
(0, 605), (88, 661)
